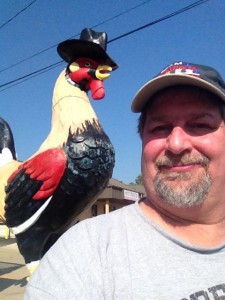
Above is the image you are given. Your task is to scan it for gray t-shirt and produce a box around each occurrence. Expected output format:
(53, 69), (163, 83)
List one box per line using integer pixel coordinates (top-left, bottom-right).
(24, 201), (225, 300)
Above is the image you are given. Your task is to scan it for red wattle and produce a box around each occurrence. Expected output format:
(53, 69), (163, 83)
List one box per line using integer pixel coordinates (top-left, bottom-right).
(90, 80), (105, 100)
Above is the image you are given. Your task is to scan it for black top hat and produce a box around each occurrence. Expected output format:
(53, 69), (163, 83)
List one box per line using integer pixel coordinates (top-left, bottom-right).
(57, 28), (118, 70)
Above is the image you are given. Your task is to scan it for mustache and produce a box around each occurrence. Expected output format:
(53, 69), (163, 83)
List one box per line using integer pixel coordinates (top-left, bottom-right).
(155, 153), (210, 169)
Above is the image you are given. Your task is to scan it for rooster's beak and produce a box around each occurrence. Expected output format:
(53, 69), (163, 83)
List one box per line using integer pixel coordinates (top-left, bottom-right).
(95, 65), (112, 81)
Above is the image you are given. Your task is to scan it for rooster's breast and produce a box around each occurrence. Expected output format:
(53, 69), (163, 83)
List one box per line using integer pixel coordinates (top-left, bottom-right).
(46, 120), (115, 225)
(64, 120), (115, 195)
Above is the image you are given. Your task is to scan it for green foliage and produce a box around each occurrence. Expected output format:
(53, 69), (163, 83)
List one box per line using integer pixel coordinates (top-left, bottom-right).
(134, 175), (143, 185)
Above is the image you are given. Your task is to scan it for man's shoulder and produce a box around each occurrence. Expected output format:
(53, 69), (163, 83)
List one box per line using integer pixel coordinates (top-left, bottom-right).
(81, 202), (136, 228)
(64, 202), (138, 241)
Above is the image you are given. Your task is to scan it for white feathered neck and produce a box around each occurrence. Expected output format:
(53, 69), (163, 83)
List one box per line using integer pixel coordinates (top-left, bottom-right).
(36, 69), (101, 154)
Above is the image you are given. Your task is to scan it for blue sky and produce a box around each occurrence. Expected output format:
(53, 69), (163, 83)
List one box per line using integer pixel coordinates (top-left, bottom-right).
(1, 0), (225, 184)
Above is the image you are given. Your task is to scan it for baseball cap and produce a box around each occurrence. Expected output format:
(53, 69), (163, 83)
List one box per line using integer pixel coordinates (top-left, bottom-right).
(131, 61), (225, 113)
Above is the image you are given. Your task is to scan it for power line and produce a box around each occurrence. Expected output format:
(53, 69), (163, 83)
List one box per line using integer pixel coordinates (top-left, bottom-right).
(109, 0), (209, 43)
(0, 0), (152, 74)
(0, 61), (62, 91)
(0, 43), (59, 74)
(0, 0), (37, 30)
(0, 62), (62, 93)
(0, 0), (210, 92)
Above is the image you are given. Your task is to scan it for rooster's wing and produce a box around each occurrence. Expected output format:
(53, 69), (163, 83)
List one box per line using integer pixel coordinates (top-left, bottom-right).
(5, 148), (66, 228)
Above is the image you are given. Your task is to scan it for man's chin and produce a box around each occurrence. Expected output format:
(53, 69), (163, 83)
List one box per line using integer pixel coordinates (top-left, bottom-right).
(154, 170), (212, 208)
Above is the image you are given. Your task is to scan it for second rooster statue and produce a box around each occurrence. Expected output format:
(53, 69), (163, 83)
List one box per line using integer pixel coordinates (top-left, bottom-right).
(3, 28), (118, 274)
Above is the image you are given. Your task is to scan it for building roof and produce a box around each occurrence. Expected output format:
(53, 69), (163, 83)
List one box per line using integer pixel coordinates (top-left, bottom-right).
(108, 178), (146, 195)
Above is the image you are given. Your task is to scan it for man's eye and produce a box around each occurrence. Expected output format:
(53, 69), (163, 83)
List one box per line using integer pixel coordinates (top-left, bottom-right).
(149, 125), (172, 134)
(189, 123), (210, 129)
(188, 123), (216, 134)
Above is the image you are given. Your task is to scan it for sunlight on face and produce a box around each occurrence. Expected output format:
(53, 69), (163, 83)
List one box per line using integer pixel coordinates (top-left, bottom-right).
(142, 86), (225, 208)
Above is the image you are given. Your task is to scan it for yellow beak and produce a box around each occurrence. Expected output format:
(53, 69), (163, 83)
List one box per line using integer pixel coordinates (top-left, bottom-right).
(95, 65), (112, 81)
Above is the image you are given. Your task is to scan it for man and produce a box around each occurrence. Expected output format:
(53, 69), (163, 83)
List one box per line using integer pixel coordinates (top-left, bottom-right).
(24, 62), (225, 299)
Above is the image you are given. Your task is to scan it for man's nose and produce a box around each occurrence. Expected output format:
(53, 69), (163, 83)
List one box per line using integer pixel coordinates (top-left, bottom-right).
(166, 126), (192, 154)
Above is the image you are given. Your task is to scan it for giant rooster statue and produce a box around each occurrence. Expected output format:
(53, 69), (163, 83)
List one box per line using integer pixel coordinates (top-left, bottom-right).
(0, 28), (118, 274)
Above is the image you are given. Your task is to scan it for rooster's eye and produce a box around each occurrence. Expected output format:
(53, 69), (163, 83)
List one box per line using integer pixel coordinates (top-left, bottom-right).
(84, 62), (91, 67)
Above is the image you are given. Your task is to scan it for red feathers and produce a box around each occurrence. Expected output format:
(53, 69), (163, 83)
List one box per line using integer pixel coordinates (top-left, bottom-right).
(8, 148), (66, 200)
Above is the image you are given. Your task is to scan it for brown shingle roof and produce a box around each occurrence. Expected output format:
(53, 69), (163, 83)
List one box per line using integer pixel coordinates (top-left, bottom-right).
(108, 178), (146, 195)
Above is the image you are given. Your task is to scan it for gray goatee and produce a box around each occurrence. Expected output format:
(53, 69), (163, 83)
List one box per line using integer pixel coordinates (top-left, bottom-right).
(153, 153), (212, 208)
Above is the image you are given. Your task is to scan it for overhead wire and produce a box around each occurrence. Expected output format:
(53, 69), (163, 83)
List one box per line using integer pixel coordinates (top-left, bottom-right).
(0, 62), (62, 92)
(0, 0), (152, 74)
(109, 0), (209, 43)
(0, 63), (62, 93)
(0, 0), (37, 30)
(0, 0), (210, 92)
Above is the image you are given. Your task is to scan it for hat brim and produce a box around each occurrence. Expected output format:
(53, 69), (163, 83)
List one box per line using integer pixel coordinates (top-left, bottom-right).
(57, 40), (118, 70)
(131, 74), (225, 112)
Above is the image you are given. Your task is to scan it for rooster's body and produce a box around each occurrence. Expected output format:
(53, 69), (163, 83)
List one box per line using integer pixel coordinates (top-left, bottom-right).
(0, 28), (118, 273)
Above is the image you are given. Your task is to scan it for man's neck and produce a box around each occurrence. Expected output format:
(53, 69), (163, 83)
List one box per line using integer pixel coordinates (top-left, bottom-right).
(139, 198), (225, 248)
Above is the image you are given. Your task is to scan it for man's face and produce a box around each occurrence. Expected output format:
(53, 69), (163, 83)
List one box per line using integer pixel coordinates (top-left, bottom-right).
(141, 86), (225, 208)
